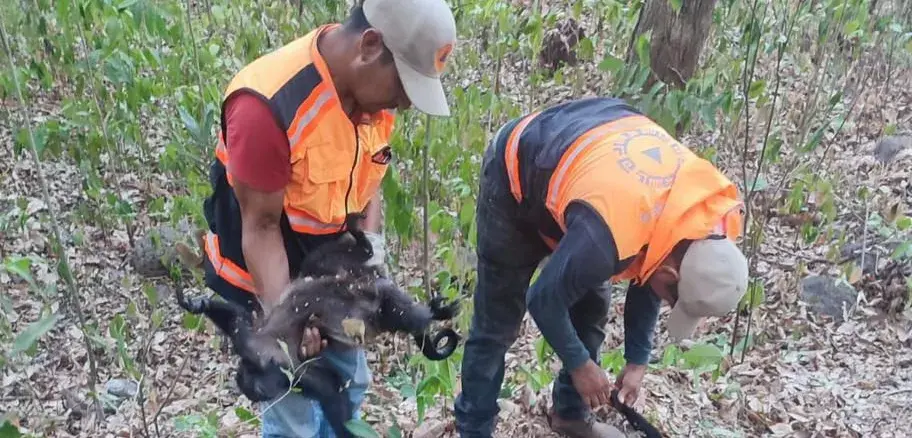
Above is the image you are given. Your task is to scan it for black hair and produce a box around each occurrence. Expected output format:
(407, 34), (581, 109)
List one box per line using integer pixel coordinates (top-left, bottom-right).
(342, 3), (372, 32)
(342, 3), (395, 64)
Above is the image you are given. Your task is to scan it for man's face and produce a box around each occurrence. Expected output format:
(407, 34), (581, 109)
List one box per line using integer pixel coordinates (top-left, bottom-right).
(646, 263), (680, 307)
(350, 29), (412, 114)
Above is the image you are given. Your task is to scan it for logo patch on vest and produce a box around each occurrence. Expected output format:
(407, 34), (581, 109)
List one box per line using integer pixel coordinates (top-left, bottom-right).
(372, 146), (393, 165)
(613, 128), (686, 189)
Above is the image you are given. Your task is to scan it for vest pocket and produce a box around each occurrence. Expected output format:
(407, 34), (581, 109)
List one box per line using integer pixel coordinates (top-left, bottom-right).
(356, 159), (388, 207)
(306, 142), (351, 184)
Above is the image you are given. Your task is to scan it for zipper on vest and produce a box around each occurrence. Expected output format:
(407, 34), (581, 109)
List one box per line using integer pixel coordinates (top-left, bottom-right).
(341, 124), (360, 231)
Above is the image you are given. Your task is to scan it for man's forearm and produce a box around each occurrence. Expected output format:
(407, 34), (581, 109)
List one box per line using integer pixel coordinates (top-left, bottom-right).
(527, 281), (592, 372)
(362, 192), (383, 233)
(525, 203), (620, 372)
(623, 283), (661, 365)
(242, 224), (290, 312)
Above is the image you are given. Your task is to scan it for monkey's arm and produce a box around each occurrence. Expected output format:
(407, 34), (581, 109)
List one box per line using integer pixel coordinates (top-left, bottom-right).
(374, 278), (435, 333)
(174, 289), (253, 356)
(375, 279), (461, 361)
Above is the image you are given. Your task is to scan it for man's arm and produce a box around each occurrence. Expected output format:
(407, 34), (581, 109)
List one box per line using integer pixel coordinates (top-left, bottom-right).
(623, 282), (661, 365)
(362, 192), (383, 233)
(223, 92), (292, 313)
(525, 202), (620, 372)
(234, 183), (290, 312)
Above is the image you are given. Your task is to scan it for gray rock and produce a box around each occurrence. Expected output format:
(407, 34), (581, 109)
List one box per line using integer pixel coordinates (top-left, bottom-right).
(799, 275), (859, 322)
(128, 219), (199, 278)
(105, 378), (138, 399)
(873, 135), (912, 164)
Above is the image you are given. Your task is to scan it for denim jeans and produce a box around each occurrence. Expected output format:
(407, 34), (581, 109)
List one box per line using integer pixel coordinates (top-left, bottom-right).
(260, 345), (371, 438)
(453, 130), (612, 438)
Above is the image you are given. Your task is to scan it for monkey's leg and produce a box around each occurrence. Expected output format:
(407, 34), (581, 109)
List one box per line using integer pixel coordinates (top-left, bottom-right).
(235, 358), (290, 403)
(295, 361), (355, 438)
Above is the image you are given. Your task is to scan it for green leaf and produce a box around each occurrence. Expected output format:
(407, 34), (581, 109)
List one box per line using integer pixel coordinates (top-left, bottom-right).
(387, 425), (403, 438)
(234, 407), (260, 426)
(344, 419), (380, 438)
(3, 256), (36, 289)
(598, 55), (624, 73)
(680, 343), (723, 369)
(416, 375), (442, 396)
(635, 33), (651, 66)
(748, 174), (769, 192)
(668, 0), (682, 13)
(896, 216), (911, 231)
(0, 419), (21, 438)
(892, 242), (911, 260)
(748, 79), (766, 99)
(10, 312), (60, 357)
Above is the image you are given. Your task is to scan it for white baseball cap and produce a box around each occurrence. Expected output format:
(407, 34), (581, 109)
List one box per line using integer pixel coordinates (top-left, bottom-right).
(666, 237), (749, 342)
(362, 0), (457, 116)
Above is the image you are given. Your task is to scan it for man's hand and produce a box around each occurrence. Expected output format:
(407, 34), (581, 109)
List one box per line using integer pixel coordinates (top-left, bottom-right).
(299, 327), (327, 359)
(614, 363), (647, 406)
(569, 359), (614, 409)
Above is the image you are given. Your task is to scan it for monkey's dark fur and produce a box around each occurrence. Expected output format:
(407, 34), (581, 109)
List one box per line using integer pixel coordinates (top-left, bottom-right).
(175, 214), (460, 438)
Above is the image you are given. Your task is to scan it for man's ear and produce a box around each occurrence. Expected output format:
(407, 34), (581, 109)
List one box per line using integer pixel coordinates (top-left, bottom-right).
(357, 28), (386, 63)
(648, 265), (680, 302)
(652, 265), (680, 285)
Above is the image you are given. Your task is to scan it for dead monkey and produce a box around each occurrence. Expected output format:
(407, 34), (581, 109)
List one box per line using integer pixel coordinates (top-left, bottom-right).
(175, 214), (460, 437)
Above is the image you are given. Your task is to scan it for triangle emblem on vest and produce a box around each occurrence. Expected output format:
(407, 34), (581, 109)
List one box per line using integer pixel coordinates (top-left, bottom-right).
(641, 147), (663, 164)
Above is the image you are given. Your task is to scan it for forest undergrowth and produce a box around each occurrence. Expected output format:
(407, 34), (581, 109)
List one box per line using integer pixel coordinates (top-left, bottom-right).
(1, 0), (911, 437)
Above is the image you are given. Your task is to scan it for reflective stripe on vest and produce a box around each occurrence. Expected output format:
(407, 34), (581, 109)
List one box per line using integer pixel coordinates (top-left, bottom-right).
(504, 111), (541, 203)
(544, 115), (655, 220)
(284, 205), (345, 234)
(287, 82), (335, 155)
(504, 112), (654, 213)
(203, 231), (256, 293)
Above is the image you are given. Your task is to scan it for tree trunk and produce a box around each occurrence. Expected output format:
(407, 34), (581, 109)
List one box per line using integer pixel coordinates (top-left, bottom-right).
(626, 0), (718, 89)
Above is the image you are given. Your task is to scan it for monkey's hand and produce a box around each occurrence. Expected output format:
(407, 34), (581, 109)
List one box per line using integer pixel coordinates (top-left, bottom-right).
(428, 296), (460, 321)
(174, 287), (208, 314)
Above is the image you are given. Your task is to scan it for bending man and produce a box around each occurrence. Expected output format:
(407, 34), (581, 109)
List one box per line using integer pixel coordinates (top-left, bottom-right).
(454, 97), (749, 438)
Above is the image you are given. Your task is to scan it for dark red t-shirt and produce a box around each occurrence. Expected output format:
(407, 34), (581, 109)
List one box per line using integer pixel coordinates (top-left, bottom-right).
(223, 92), (291, 193)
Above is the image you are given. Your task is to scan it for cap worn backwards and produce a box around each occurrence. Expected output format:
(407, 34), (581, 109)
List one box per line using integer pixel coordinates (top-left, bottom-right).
(362, 0), (457, 116)
(666, 236), (749, 342)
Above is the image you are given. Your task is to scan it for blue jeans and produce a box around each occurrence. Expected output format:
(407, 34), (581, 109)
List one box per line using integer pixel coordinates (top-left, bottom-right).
(453, 132), (612, 438)
(260, 346), (371, 438)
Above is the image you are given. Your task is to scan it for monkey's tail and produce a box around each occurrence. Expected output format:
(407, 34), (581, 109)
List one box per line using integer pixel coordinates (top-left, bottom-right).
(609, 389), (664, 438)
(414, 328), (460, 361)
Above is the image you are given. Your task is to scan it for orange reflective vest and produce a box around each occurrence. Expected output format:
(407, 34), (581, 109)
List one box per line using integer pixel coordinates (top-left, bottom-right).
(202, 24), (395, 299)
(502, 98), (743, 285)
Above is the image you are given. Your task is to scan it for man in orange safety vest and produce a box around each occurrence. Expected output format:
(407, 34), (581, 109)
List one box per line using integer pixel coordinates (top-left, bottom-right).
(200, 0), (457, 436)
(454, 97), (749, 438)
